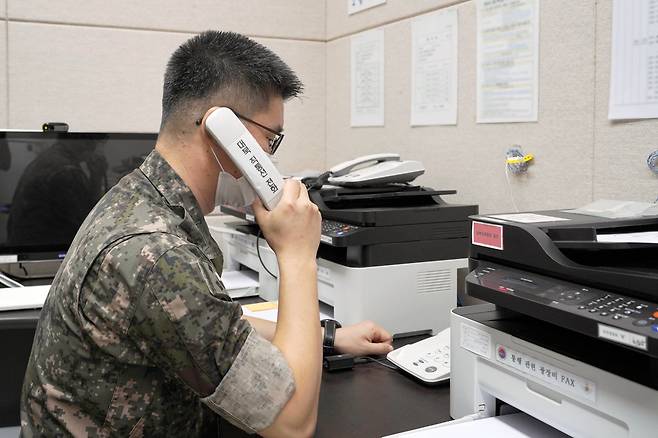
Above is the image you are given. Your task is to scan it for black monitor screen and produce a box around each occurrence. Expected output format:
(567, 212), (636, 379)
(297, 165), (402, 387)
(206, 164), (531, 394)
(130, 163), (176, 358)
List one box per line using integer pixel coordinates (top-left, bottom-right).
(0, 131), (157, 260)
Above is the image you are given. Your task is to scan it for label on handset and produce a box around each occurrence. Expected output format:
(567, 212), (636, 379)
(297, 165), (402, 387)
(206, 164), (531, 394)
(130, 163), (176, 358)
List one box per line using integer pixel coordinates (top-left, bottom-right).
(205, 108), (284, 210)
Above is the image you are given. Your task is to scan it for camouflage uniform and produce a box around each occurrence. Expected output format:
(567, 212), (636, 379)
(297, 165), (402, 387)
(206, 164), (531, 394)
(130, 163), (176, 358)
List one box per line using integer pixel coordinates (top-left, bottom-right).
(20, 150), (295, 437)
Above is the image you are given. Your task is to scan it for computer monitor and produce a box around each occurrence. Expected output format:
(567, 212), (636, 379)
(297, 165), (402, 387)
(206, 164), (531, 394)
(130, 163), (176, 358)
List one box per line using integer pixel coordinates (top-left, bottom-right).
(0, 131), (157, 264)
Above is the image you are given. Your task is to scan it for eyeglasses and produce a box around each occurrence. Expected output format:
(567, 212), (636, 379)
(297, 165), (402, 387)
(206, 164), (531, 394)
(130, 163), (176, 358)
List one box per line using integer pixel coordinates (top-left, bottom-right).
(196, 110), (284, 155)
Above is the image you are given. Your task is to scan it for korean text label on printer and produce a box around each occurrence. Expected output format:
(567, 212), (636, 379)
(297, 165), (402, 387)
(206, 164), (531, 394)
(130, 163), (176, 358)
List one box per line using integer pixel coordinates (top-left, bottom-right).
(204, 107), (284, 210)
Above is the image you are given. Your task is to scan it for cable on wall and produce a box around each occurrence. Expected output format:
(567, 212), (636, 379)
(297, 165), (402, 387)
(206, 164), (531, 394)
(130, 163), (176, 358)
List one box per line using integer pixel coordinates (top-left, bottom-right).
(504, 145), (534, 212)
(647, 150), (658, 175)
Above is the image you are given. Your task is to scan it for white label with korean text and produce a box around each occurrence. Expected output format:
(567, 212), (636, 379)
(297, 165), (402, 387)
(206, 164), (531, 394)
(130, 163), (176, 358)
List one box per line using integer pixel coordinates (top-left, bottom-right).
(598, 324), (648, 351)
(496, 344), (596, 402)
(460, 323), (492, 358)
(320, 235), (333, 244)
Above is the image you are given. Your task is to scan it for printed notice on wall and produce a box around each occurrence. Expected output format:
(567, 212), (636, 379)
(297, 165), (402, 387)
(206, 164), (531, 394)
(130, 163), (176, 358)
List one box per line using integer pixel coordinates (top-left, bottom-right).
(476, 0), (540, 123)
(351, 29), (385, 127)
(609, 0), (658, 120)
(348, 0), (386, 15)
(411, 9), (458, 126)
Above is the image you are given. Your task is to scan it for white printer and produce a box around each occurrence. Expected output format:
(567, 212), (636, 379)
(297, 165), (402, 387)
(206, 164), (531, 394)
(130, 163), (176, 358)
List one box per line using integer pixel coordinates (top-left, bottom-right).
(450, 210), (658, 437)
(218, 185), (478, 337)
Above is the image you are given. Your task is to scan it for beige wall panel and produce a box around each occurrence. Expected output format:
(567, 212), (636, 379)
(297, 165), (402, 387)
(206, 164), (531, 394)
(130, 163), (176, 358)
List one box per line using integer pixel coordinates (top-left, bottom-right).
(0, 21), (7, 128)
(593, 0), (658, 202)
(9, 22), (192, 132)
(326, 1), (596, 214)
(8, 0), (325, 41)
(8, 23), (326, 171)
(254, 39), (326, 174)
(327, 0), (467, 40)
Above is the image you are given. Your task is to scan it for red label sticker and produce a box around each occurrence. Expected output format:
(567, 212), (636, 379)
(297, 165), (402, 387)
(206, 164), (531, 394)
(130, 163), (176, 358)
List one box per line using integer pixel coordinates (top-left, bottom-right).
(472, 221), (504, 250)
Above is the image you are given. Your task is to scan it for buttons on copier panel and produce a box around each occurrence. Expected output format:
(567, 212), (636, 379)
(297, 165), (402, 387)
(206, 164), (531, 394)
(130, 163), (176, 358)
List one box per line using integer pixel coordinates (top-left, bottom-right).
(573, 292), (658, 332)
(321, 220), (359, 237)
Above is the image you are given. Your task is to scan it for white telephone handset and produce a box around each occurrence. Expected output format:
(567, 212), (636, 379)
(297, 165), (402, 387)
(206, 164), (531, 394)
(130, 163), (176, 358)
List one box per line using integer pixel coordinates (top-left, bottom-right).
(205, 107), (284, 210)
(329, 153), (401, 177)
(327, 153), (425, 187)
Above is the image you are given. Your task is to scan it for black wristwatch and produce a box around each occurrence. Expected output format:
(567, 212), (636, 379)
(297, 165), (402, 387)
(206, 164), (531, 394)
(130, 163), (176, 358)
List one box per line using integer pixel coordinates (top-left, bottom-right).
(320, 319), (342, 356)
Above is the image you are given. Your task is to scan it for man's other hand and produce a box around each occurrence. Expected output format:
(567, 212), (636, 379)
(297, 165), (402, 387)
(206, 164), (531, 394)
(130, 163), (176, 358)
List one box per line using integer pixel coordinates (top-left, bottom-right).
(334, 321), (393, 356)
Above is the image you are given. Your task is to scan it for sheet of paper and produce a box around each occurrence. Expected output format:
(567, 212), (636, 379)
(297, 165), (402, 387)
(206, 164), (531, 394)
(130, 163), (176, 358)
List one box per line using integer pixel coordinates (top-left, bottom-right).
(609, 0), (658, 120)
(642, 203), (658, 216)
(384, 412), (569, 438)
(488, 213), (570, 223)
(348, 0), (386, 15)
(221, 270), (259, 290)
(476, 0), (540, 123)
(597, 231), (658, 244)
(351, 29), (385, 127)
(565, 199), (655, 219)
(410, 9), (458, 126)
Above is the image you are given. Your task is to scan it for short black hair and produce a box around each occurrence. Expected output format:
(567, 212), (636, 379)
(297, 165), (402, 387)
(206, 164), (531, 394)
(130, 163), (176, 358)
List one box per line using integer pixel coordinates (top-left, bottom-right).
(160, 30), (303, 130)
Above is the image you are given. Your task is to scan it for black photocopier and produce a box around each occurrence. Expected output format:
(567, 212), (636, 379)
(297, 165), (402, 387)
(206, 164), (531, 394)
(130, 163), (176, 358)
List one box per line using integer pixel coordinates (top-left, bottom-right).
(450, 210), (658, 437)
(220, 185), (478, 336)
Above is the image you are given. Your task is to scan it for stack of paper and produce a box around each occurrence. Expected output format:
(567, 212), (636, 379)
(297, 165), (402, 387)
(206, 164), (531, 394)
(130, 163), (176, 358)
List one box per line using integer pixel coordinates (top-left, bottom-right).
(0, 285), (51, 312)
(221, 270), (259, 298)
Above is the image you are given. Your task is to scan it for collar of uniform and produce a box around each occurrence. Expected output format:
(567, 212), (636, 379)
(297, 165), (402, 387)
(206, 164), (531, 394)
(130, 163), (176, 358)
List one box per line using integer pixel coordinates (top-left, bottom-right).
(139, 149), (221, 259)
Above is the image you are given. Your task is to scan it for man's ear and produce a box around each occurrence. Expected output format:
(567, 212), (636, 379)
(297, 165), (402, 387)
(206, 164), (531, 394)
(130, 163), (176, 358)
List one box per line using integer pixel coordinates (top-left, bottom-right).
(199, 106), (219, 133)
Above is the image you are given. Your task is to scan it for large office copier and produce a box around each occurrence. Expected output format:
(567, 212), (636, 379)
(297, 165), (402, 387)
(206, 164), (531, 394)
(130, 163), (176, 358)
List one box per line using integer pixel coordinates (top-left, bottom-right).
(221, 185), (478, 337)
(451, 210), (658, 437)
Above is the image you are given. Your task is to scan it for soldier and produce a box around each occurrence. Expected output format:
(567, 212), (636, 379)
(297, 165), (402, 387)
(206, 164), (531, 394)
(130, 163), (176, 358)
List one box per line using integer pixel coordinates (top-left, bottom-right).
(20, 31), (393, 437)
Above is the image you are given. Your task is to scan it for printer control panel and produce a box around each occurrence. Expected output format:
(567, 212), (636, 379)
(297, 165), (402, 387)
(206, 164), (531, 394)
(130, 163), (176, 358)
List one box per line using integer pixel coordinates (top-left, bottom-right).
(321, 219), (361, 244)
(468, 263), (658, 355)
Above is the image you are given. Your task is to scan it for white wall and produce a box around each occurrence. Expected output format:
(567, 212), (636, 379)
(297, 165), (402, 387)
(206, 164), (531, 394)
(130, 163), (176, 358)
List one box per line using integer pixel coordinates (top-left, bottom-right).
(325, 0), (658, 213)
(2, 1), (326, 174)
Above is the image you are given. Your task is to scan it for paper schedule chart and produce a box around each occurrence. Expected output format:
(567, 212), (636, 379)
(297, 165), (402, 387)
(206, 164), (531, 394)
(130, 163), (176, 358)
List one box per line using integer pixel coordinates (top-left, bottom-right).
(351, 29), (385, 127)
(609, 0), (658, 120)
(410, 9), (458, 126)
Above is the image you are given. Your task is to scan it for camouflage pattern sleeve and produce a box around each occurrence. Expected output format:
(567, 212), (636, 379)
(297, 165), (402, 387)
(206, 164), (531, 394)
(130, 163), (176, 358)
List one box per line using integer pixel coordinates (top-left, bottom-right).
(128, 241), (295, 433)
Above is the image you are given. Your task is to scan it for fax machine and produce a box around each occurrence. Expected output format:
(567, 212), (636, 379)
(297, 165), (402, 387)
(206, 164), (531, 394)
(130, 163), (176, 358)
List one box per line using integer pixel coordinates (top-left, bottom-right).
(220, 184), (478, 337)
(451, 210), (658, 437)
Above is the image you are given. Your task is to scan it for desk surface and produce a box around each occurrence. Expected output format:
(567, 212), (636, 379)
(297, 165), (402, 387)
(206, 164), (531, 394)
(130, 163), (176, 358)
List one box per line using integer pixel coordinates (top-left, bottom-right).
(317, 338), (452, 437)
(220, 335), (452, 438)
(1, 307), (452, 437)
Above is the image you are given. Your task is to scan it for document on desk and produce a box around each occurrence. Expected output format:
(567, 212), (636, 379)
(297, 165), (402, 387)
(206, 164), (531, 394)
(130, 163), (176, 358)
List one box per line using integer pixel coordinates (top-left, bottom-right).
(351, 29), (385, 127)
(609, 0), (658, 120)
(410, 9), (458, 126)
(241, 301), (331, 323)
(476, 0), (539, 123)
(0, 285), (50, 311)
(384, 412), (569, 438)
